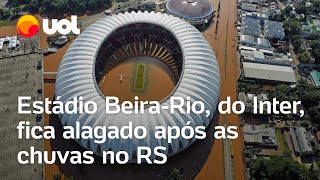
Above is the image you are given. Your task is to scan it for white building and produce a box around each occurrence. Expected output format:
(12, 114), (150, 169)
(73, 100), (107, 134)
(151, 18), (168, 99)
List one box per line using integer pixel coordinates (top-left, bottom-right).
(242, 62), (296, 83)
(0, 36), (19, 50)
(55, 11), (221, 162)
(240, 35), (270, 49)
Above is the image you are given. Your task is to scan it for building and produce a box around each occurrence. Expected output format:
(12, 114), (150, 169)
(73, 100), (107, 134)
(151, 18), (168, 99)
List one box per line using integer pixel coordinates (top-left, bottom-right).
(239, 92), (268, 114)
(243, 124), (278, 147)
(0, 36), (19, 50)
(241, 12), (268, 23)
(240, 35), (270, 49)
(264, 20), (285, 40)
(165, 0), (214, 31)
(241, 3), (257, 12)
(241, 17), (261, 37)
(242, 62), (296, 83)
(240, 49), (292, 66)
(290, 127), (313, 156)
(310, 70), (320, 88)
(55, 11), (220, 162)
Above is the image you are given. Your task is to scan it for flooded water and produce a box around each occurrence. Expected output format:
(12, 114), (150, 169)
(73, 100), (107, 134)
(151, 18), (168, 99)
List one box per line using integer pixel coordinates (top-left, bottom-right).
(101, 62), (175, 102)
(0, 26), (18, 37)
(196, 0), (245, 180)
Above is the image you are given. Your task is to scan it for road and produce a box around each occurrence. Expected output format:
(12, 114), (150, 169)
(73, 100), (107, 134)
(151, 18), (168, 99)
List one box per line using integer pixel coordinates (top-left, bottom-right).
(196, 0), (245, 179)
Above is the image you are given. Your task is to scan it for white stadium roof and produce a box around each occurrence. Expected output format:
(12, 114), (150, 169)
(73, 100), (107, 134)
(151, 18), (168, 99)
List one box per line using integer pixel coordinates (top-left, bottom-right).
(55, 11), (220, 161)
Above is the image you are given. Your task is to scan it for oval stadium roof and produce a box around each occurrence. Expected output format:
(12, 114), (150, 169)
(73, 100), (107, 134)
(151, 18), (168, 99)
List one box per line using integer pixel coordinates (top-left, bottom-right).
(55, 11), (220, 162)
(166, 0), (214, 19)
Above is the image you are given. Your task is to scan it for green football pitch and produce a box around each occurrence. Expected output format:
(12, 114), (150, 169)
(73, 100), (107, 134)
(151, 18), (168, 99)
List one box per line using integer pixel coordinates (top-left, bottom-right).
(134, 63), (146, 90)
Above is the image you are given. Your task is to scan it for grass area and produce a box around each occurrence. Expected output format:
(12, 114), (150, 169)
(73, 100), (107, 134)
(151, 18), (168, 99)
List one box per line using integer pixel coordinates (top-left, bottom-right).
(0, 20), (15, 27)
(276, 128), (290, 156)
(134, 63), (145, 90)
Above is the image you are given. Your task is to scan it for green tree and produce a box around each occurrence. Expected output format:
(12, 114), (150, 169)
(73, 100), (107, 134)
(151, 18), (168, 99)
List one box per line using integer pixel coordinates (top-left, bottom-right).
(292, 35), (302, 52)
(295, 4), (307, 15)
(312, 1), (320, 14)
(249, 156), (319, 180)
(297, 51), (310, 64)
(307, 33), (320, 40)
(167, 168), (183, 180)
(310, 40), (320, 63)
(28, 0), (40, 13)
(284, 21), (302, 36)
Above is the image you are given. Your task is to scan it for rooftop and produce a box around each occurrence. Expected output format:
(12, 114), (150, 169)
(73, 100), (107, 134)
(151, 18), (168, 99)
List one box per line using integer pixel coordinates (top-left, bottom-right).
(310, 70), (320, 87)
(166, 0), (214, 18)
(243, 62), (296, 83)
(243, 124), (277, 146)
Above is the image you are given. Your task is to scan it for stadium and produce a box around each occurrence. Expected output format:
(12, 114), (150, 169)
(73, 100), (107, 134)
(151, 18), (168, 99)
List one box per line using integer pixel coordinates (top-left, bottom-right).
(55, 11), (220, 162)
(165, 0), (214, 31)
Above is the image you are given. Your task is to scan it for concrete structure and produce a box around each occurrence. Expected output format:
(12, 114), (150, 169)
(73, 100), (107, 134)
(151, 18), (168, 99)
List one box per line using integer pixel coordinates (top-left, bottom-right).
(165, 0), (214, 31)
(290, 127), (313, 156)
(264, 20), (285, 40)
(241, 17), (261, 37)
(243, 124), (277, 147)
(0, 36), (19, 50)
(242, 62), (296, 83)
(241, 3), (257, 12)
(241, 12), (268, 22)
(240, 35), (270, 49)
(310, 70), (320, 88)
(0, 54), (43, 179)
(238, 92), (268, 114)
(55, 11), (220, 162)
(241, 49), (292, 66)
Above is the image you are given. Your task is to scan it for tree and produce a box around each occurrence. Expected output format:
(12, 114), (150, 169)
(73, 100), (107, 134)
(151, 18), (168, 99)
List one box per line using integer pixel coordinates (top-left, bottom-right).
(284, 6), (293, 17)
(28, 0), (40, 13)
(310, 40), (320, 50)
(295, 4), (307, 15)
(297, 51), (310, 64)
(307, 33), (320, 40)
(283, 21), (302, 36)
(166, 168), (183, 180)
(308, 106), (320, 124)
(8, 0), (112, 16)
(249, 156), (319, 180)
(291, 35), (302, 52)
(310, 40), (320, 63)
(312, 1), (320, 14)
(314, 49), (320, 63)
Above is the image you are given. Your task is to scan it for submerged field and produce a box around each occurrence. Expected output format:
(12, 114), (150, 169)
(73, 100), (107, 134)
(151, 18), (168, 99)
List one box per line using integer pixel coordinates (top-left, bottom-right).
(100, 61), (175, 103)
(134, 63), (146, 90)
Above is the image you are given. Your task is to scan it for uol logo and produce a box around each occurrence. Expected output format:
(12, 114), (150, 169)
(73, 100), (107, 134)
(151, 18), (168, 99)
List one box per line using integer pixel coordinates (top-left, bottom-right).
(43, 15), (80, 35)
(17, 15), (80, 38)
(17, 15), (40, 38)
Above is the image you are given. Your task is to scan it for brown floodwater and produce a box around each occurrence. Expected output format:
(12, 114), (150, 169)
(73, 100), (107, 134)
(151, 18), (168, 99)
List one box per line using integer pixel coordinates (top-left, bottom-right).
(100, 62), (175, 102)
(196, 0), (245, 179)
(0, 26), (18, 37)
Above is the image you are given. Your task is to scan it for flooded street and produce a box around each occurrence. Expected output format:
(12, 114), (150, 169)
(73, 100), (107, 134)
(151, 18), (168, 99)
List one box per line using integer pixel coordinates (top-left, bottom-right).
(0, 26), (17, 36)
(196, 0), (245, 180)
